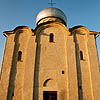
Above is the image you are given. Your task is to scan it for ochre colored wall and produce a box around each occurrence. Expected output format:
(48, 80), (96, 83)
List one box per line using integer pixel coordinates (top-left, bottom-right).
(34, 22), (78, 100)
(0, 23), (100, 100)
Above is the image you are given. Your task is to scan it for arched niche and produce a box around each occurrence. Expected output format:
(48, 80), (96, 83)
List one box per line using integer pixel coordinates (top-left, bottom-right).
(43, 78), (58, 88)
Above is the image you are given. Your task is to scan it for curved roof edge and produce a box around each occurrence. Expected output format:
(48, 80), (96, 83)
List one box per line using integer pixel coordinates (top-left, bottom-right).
(36, 7), (67, 25)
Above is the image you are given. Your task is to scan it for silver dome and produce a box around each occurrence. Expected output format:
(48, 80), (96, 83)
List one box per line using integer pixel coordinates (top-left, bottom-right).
(36, 7), (67, 24)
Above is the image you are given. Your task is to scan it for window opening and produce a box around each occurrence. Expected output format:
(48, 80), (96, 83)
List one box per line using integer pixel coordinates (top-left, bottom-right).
(79, 86), (82, 90)
(49, 33), (54, 42)
(80, 51), (83, 60)
(62, 70), (64, 74)
(12, 92), (14, 97)
(18, 51), (22, 61)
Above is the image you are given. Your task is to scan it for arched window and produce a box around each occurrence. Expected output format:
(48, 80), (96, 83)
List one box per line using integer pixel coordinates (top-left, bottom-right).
(80, 51), (83, 60)
(18, 51), (22, 61)
(49, 33), (54, 42)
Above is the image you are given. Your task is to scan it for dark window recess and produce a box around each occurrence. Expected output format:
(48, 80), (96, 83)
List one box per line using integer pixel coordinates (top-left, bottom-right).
(18, 51), (22, 61)
(62, 70), (64, 74)
(79, 86), (82, 89)
(12, 93), (14, 96)
(80, 51), (83, 60)
(49, 33), (54, 42)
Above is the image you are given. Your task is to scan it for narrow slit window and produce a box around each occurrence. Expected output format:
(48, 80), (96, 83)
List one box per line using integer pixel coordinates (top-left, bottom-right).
(12, 93), (14, 97)
(18, 51), (22, 61)
(49, 33), (54, 42)
(62, 70), (64, 74)
(79, 86), (82, 90)
(80, 51), (83, 60)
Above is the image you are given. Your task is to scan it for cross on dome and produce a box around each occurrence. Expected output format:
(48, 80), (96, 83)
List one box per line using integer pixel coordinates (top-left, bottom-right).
(48, 0), (56, 7)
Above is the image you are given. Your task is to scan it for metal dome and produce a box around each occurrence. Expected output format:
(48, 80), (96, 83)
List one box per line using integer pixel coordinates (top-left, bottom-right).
(36, 7), (67, 25)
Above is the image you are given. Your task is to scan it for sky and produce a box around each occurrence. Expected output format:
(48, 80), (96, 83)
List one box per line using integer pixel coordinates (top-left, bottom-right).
(0, 0), (100, 68)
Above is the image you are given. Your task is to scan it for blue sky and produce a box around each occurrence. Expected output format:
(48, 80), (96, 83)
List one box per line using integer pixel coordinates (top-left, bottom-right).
(0, 0), (100, 67)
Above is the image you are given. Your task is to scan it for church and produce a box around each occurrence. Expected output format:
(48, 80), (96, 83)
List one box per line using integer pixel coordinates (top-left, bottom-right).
(0, 6), (100, 100)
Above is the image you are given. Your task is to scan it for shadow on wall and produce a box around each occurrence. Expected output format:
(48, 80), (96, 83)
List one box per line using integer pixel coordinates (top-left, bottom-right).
(7, 31), (22, 99)
(33, 33), (41, 100)
(96, 36), (100, 69)
(73, 33), (83, 100)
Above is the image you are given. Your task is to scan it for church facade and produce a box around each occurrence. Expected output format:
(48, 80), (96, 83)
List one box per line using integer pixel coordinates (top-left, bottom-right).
(0, 7), (100, 100)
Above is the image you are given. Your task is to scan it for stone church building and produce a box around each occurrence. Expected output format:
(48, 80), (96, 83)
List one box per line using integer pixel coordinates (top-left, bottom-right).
(0, 7), (100, 100)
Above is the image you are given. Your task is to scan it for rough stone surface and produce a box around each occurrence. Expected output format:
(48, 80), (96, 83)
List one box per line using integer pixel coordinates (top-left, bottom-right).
(0, 20), (100, 100)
